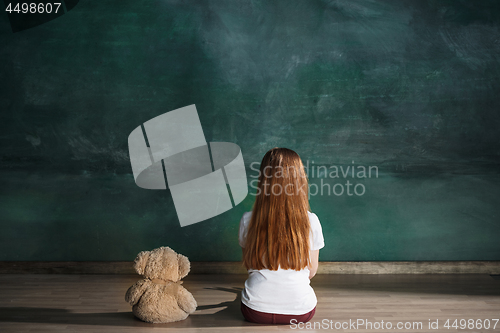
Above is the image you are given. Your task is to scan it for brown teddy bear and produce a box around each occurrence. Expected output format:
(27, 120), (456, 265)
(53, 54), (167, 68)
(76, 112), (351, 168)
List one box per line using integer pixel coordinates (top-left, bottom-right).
(125, 246), (197, 323)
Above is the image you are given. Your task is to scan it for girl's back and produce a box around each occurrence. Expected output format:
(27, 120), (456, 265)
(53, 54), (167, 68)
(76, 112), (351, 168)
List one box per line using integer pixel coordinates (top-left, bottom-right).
(239, 210), (324, 315)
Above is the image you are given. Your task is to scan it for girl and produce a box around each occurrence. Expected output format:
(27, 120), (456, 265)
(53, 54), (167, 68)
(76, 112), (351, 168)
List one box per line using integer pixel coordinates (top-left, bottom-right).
(239, 147), (325, 325)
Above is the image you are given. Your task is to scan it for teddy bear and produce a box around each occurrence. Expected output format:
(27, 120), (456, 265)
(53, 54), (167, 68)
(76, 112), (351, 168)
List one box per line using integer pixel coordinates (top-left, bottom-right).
(125, 246), (197, 323)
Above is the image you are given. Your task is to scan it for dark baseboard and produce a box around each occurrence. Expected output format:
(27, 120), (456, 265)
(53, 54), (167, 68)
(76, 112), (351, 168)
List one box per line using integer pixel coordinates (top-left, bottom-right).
(0, 261), (499, 274)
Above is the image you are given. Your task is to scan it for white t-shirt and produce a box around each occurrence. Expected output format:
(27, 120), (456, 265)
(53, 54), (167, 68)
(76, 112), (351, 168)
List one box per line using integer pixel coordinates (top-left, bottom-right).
(238, 211), (325, 315)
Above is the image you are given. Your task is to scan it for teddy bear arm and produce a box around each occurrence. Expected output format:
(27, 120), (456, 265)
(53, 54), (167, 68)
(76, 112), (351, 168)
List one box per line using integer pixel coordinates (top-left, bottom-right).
(125, 280), (149, 306)
(176, 286), (197, 314)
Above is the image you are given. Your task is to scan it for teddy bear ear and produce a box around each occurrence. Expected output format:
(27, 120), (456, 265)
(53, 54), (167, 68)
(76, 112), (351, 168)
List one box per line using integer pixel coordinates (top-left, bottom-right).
(133, 251), (150, 276)
(177, 253), (190, 279)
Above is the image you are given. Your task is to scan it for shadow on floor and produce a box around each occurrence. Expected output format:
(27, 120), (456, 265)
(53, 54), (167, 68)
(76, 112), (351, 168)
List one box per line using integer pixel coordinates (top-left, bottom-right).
(0, 287), (262, 328)
(165, 286), (259, 328)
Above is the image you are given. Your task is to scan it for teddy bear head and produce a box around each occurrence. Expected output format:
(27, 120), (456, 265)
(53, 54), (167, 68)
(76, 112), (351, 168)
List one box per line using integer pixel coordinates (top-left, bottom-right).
(133, 246), (190, 282)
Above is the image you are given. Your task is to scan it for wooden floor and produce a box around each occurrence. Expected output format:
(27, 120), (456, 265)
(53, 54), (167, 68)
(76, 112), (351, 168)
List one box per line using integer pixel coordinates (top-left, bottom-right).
(0, 274), (499, 332)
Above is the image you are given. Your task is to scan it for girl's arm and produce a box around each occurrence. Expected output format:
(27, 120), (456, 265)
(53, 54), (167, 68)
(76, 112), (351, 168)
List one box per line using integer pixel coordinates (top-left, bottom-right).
(308, 249), (319, 279)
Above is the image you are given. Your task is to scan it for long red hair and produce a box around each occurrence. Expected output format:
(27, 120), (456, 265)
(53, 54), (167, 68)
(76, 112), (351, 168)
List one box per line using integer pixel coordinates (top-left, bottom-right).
(243, 147), (311, 271)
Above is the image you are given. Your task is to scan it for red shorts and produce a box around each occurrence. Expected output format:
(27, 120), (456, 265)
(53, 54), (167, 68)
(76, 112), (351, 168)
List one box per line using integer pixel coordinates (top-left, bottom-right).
(241, 302), (316, 325)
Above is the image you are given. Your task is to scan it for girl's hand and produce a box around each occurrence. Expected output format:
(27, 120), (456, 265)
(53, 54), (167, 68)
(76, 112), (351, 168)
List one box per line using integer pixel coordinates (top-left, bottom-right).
(308, 250), (319, 279)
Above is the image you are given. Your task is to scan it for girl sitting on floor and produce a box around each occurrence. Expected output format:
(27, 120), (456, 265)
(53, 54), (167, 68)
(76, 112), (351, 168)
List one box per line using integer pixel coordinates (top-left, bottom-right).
(239, 147), (325, 325)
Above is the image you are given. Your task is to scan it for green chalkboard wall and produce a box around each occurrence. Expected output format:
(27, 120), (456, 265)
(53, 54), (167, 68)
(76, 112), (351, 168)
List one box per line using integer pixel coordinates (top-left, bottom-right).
(1, 0), (499, 261)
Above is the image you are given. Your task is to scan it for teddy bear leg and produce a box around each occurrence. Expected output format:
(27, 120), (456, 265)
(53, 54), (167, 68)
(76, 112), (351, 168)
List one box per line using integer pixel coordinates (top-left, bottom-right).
(133, 297), (190, 323)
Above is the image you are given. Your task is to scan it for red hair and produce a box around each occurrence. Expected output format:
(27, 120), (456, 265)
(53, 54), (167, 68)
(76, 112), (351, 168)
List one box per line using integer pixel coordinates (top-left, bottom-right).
(243, 148), (310, 271)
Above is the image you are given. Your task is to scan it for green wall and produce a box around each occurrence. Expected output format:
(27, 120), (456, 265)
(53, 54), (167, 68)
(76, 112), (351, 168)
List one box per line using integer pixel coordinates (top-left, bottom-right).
(1, 0), (499, 261)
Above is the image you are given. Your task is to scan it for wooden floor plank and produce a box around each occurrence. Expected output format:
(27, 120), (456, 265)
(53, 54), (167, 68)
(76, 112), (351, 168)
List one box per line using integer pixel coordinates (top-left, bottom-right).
(0, 274), (499, 332)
